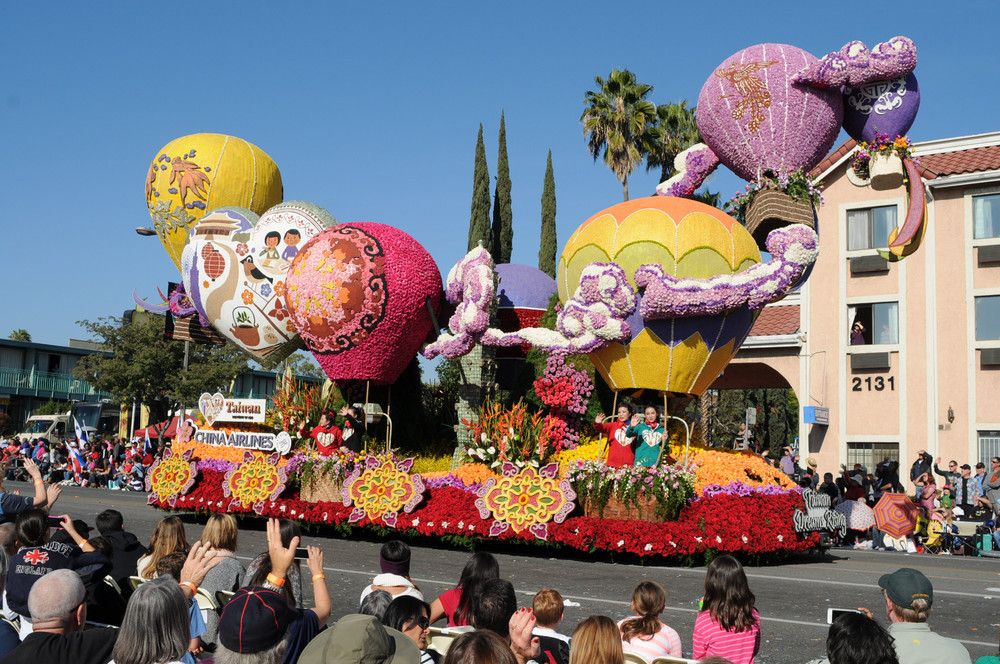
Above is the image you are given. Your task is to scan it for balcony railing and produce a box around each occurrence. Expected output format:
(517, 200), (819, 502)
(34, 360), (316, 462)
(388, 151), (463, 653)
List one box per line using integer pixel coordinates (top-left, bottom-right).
(0, 367), (110, 400)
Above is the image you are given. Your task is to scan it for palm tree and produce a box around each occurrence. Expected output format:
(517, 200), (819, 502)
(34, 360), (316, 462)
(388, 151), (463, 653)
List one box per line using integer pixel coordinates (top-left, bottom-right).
(581, 69), (656, 201)
(644, 101), (702, 184)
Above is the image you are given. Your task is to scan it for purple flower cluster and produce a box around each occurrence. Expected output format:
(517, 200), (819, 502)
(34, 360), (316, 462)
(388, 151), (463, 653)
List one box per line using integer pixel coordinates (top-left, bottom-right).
(196, 458), (234, 473)
(795, 36), (917, 89)
(656, 144), (722, 198)
(423, 474), (482, 494)
(700, 481), (801, 498)
(634, 224), (819, 319)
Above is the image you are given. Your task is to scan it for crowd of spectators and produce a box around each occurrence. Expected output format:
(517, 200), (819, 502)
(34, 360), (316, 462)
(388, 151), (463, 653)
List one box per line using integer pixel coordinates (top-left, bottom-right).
(0, 435), (153, 491)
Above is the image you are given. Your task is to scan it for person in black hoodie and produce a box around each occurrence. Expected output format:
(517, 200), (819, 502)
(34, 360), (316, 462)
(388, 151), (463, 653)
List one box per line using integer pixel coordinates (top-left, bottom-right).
(6, 510), (111, 637)
(95, 509), (145, 598)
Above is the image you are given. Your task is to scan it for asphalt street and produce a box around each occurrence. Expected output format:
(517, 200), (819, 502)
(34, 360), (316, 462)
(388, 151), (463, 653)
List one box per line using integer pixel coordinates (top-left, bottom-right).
(34, 480), (1000, 663)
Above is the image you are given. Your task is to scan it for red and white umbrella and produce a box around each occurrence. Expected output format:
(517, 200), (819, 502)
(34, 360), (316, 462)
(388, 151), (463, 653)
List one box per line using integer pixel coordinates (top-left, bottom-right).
(834, 499), (876, 531)
(873, 492), (919, 539)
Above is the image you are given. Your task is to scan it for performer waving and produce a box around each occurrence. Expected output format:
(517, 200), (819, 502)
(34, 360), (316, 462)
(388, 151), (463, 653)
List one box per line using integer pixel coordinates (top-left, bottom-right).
(301, 410), (342, 456)
(625, 406), (666, 468)
(594, 404), (636, 467)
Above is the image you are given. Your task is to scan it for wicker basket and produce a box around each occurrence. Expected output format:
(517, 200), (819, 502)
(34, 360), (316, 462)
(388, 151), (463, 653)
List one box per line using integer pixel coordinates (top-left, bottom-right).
(583, 495), (666, 522)
(870, 152), (904, 191)
(300, 469), (344, 504)
(744, 190), (815, 251)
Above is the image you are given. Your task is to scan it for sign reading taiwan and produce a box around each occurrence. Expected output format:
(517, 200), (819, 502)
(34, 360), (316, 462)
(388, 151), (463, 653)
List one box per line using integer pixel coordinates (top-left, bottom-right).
(793, 489), (847, 537)
(198, 392), (267, 425)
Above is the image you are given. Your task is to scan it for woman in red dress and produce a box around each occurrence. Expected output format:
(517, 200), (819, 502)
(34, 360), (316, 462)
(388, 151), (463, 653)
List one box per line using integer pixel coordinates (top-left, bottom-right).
(594, 404), (636, 467)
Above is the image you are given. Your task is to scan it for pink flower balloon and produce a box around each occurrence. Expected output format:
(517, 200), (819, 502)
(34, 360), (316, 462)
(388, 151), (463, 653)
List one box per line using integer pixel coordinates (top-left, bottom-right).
(697, 43), (844, 181)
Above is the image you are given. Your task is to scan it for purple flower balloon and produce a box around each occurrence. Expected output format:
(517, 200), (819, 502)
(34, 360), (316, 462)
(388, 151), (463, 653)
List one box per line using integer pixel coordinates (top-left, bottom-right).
(697, 43), (844, 181)
(843, 72), (920, 143)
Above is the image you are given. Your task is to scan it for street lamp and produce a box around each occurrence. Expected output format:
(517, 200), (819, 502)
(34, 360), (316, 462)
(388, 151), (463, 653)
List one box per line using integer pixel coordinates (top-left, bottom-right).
(135, 227), (157, 236)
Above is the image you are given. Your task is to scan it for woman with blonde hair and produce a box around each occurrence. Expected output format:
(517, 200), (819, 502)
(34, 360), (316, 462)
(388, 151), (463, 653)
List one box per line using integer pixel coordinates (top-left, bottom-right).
(618, 581), (682, 659)
(199, 514), (245, 647)
(136, 515), (189, 580)
(570, 615), (624, 664)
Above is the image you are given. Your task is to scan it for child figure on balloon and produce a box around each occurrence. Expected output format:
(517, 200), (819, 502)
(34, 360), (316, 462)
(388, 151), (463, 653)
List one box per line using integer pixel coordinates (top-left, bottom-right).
(626, 406), (667, 468)
(594, 403), (637, 467)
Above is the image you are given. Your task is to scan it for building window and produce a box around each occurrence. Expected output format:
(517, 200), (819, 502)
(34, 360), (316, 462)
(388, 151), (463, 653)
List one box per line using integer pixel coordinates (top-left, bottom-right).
(974, 194), (1000, 240)
(848, 205), (897, 251)
(849, 302), (899, 345)
(847, 442), (899, 472)
(976, 295), (1000, 341)
(978, 431), (1000, 466)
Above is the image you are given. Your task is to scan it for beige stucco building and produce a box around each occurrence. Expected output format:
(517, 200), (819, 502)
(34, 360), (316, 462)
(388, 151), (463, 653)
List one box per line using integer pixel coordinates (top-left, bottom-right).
(715, 131), (1000, 475)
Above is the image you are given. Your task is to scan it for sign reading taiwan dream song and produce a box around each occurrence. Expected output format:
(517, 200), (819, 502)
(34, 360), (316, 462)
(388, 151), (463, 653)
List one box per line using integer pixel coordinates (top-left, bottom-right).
(793, 488), (847, 537)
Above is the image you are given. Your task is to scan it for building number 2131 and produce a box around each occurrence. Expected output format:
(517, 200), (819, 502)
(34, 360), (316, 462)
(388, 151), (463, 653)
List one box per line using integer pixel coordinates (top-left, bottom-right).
(852, 376), (895, 391)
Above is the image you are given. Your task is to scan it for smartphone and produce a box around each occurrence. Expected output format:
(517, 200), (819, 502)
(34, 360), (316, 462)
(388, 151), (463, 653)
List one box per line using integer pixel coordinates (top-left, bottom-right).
(47, 516), (64, 529)
(827, 608), (861, 624)
(294, 547), (309, 560)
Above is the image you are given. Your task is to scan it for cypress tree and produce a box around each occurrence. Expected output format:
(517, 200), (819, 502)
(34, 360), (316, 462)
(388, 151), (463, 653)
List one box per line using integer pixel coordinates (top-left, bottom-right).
(468, 124), (492, 253)
(538, 150), (557, 278)
(492, 111), (513, 263)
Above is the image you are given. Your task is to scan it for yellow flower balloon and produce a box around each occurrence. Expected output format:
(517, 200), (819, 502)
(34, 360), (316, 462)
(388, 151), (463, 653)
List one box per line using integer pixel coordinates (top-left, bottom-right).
(145, 134), (283, 270)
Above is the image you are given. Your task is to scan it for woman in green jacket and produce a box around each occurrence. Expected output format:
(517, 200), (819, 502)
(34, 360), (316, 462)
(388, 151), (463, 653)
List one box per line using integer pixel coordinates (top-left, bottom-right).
(625, 406), (666, 468)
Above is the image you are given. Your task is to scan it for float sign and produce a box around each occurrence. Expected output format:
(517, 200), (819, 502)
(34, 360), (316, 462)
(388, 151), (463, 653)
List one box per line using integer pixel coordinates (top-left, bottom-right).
(793, 489), (847, 537)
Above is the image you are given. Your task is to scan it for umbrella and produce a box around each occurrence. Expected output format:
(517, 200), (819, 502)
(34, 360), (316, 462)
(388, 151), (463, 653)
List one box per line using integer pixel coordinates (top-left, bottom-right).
(834, 499), (876, 531)
(873, 492), (919, 539)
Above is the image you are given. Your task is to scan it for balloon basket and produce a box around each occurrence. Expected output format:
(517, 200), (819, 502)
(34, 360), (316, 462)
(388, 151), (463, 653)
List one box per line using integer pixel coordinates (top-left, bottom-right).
(870, 152), (904, 191)
(583, 495), (666, 523)
(300, 470), (344, 503)
(744, 190), (815, 252)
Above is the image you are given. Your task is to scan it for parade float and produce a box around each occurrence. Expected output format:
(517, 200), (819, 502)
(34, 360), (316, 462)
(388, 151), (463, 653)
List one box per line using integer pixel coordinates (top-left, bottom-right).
(140, 36), (925, 561)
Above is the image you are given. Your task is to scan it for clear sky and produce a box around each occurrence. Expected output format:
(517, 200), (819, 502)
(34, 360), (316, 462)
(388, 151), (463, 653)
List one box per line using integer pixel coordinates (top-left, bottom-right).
(2, 1), (997, 348)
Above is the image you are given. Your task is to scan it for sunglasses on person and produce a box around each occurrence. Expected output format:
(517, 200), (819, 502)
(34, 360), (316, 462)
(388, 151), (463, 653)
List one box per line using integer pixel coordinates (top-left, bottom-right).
(407, 616), (430, 631)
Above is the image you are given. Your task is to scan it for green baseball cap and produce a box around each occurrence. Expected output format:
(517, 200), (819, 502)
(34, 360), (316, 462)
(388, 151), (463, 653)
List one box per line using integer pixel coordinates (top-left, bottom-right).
(878, 568), (933, 607)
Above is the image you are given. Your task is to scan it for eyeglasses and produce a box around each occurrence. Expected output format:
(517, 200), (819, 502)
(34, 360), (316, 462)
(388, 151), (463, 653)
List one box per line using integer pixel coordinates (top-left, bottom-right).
(407, 616), (430, 631)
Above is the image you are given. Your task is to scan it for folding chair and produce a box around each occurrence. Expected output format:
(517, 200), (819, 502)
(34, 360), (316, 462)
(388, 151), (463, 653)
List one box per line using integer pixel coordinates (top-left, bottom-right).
(624, 652), (651, 664)
(103, 575), (123, 596)
(216, 590), (236, 609)
(128, 576), (145, 591)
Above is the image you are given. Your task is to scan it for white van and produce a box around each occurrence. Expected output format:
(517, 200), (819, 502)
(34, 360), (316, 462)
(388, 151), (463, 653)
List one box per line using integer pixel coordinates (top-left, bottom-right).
(17, 413), (70, 443)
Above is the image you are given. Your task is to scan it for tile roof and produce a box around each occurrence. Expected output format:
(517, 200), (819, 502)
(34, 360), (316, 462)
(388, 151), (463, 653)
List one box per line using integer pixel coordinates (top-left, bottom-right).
(749, 305), (800, 337)
(811, 138), (1000, 182)
(917, 145), (1000, 179)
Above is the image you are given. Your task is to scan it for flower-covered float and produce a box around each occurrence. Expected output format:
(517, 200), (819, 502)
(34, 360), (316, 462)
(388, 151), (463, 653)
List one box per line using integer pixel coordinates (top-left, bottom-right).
(139, 34), (930, 561)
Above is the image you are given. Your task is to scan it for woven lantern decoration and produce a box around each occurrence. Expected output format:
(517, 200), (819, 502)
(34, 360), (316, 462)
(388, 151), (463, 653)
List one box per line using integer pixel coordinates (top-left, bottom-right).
(558, 196), (761, 395)
(145, 134), (283, 271)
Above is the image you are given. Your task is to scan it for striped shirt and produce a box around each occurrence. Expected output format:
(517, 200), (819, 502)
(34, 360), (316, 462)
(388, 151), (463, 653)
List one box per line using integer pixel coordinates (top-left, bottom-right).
(692, 609), (761, 664)
(617, 618), (682, 659)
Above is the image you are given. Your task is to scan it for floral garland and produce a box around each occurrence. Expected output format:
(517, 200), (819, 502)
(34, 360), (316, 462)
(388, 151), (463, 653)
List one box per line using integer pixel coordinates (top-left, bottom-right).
(343, 455), (425, 527)
(655, 143), (722, 198)
(423, 248), (636, 359)
(566, 460), (696, 521)
(146, 447), (198, 508)
(533, 355), (592, 450)
(153, 473), (817, 559)
(700, 481), (801, 498)
(850, 132), (914, 180)
(475, 462), (576, 540)
(633, 224), (818, 318)
(794, 36), (917, 89)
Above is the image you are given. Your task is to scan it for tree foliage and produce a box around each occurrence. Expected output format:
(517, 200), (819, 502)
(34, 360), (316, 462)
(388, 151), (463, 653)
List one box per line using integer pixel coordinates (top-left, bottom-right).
(8, 329), (30, 342)
(492, 112), (513, 263)
(644, 101), (702, 184)
(539, 150), (557, 278)
(468, 124), (492, 253)
(581, 69), (656, 201)
(34, 400), (73, 415)
(73, 315), (248, 416)
(276, 352), (326, 380)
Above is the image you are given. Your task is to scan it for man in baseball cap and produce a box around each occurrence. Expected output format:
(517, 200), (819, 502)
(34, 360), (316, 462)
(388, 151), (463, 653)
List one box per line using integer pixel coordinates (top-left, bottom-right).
(860, 568), (970, 664)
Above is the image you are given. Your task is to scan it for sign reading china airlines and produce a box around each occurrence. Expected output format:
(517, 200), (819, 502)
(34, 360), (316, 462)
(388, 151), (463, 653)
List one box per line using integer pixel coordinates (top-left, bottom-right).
(190, 422), (292, 455)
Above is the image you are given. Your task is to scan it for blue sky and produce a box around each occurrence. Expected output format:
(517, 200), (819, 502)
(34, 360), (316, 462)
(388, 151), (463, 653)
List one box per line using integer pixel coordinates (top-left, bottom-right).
(2, 2), (996, 351)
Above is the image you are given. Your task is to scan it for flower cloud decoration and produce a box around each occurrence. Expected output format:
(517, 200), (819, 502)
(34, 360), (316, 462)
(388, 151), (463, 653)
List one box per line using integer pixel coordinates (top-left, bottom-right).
(794, 36), (917, 89)
(423, 249), (635, 359)
(634, 224), (818, 319)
